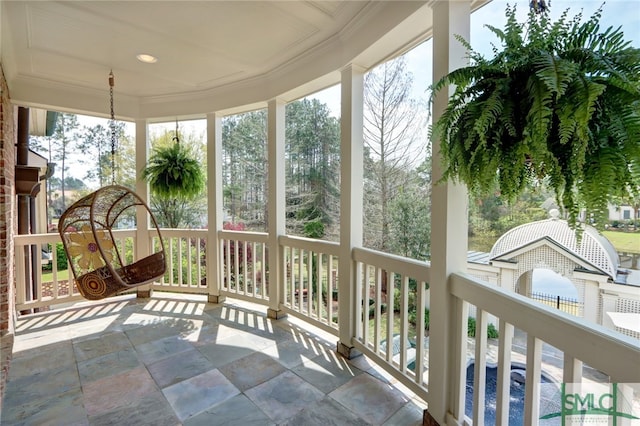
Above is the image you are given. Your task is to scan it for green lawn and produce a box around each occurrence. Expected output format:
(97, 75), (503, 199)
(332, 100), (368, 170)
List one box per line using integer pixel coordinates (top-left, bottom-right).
(602, 231), (640, 254)
(41, 269), (70, 282)
(367, 314), (418, 345)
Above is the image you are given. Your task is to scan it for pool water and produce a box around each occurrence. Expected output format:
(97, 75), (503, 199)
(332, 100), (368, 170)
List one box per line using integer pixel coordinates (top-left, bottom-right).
(465, 363), (558, 425)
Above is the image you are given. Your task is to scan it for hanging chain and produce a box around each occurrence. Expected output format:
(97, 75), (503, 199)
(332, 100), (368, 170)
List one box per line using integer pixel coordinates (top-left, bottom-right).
(109, 70), (117, 185)
(173, 118), (180, 145)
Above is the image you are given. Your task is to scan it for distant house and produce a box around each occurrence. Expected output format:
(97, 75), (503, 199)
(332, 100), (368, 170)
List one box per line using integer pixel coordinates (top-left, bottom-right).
(575, 203), (640, 224)
(545, 198), (638, 223)
(608, 204), (639, 222)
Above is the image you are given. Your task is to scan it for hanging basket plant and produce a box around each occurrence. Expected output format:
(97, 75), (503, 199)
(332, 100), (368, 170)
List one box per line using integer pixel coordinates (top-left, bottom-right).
(142, 142), (205, 199)
(431, 5), (640, 229)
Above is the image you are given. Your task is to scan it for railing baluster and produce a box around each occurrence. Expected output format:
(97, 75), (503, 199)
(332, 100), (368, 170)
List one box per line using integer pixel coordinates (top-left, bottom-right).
(362, 263), (371, 346)
(168, 237), (175, 285)
(415, 280), (426, 385)
(563, 355), (582, 384)
(260, 242), (264, 298)
(355, 261), (363, 341)
(250, 242), (258, 297)
(315, 252), (323, 319)
(386, 270), (394, 363)
(178, 237), (184, 286)
(298, 248), (302, 309)
(225, 239), (231, 292)
(496, 320), (514, 425)
(452, 298), (469, 424)
(289, 247), (295, 305)
(400, 274), (409, 371)
(197, 237), (202, 288)
(473, 308), (488, 426)
(289, 246), (294, 304)
(233, 237), (239, 292)
(283, 247), (295, 308)
(374, 266), (382, 357)
(242, 239), (248, 295)
(524, 335), (542, 424)
(50, 244), (60, 297)
(15, 244), (26, 304)
(327, 254), (334, 325)
(53, 246), (61, 296)
(306, 250), (313, 317)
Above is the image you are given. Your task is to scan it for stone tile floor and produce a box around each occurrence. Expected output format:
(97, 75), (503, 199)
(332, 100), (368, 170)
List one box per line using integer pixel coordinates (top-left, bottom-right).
(1, 292), (427, 425)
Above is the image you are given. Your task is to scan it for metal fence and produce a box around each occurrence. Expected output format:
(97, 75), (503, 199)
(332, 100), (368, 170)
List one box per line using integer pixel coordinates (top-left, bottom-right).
(529, 291), (582, 316)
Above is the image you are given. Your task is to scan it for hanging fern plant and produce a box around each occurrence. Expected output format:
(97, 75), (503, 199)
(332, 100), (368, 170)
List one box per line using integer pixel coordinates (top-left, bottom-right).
(431, 5), (640, 229)
(142, 142), (205, 199)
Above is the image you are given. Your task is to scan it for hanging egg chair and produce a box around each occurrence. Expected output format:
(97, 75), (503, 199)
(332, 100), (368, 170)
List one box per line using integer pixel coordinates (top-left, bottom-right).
(59, 185), (166, 300)
(58, 71), (165, 300)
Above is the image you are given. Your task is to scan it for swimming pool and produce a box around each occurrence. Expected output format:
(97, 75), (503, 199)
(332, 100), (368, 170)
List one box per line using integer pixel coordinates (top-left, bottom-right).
(465, 363), (559, 425)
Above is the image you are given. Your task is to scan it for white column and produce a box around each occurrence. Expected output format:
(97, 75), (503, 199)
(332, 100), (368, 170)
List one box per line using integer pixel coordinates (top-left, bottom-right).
(135, 119), (152, 298)
(500, 266), (516, 291)
(601, 291), (617, 329)
(520, 270), (533, 296)
(267, 99), (287, 319)
(428, 0), (470, 424)
(206, 113), (225, 303)
(583, 279), (600, 323)
(337, 64), (365, 358)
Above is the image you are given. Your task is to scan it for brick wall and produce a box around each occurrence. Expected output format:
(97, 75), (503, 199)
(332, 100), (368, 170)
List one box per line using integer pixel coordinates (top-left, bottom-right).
(0, 63), (16, 409)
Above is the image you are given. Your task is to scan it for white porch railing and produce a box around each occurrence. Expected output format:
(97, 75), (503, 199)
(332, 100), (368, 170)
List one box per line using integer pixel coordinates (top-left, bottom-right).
(218, 229), (269, 303)
(352, 247), (431, 397)
(279, 235), (340, 335)
(152, 229), (208, 293)
(450, 272), (640, 425)
(13, 230), (640, 425)
(14, 230), (136, 311)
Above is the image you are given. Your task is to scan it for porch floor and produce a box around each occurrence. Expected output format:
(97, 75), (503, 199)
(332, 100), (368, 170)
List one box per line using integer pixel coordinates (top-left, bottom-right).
(1, 292), (426, 425)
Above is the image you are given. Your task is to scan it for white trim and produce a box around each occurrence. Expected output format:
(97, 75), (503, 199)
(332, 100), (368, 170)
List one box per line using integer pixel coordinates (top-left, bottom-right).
(492, 236), (612, 278)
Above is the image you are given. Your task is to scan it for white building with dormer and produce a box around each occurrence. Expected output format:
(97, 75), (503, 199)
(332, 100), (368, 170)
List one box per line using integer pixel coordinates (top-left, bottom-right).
(466, 210), (640, 339)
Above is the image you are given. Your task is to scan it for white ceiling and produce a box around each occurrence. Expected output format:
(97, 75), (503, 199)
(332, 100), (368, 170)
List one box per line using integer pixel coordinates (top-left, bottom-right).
(1, 1), (438, 120)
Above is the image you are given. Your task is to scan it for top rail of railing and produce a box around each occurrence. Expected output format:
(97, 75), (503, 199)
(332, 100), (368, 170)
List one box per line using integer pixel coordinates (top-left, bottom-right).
(353, 246), (431, 283)
(279, 235), (340, 256)
(218, 229), (269, 243)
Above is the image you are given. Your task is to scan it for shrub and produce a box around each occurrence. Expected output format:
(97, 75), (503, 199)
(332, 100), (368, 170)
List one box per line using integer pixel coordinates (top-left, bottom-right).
(393, 288), (401, 312)
(43, 242), (68, 271)
(367, 300), (388, 319)
(424, 308), (430, 331)
(42, 243), (69, 271)
(408, 308), (430, 331)
(487, 323), (499, 339)
(392, 286), (418, 313)
(467, 317), (499, 338)
(303, 220), (324, 239)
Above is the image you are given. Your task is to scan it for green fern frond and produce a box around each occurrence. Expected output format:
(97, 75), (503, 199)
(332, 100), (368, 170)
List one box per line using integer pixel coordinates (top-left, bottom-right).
(580, 147), (626, 227)
(472, 88), (505, 146)
(141, 143), (205, 199)
(533, 53), (577, 96)
(525, 74), (554, 147)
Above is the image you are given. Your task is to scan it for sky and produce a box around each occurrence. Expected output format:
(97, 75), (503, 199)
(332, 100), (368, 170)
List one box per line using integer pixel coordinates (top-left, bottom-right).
(70, 0), (640, 186)
(312, 0), (640, 115)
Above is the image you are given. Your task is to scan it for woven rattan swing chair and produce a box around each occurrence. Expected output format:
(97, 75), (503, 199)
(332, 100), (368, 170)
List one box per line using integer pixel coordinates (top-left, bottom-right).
(58, 71), (166, 300)
(59, 186), (166, 300)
